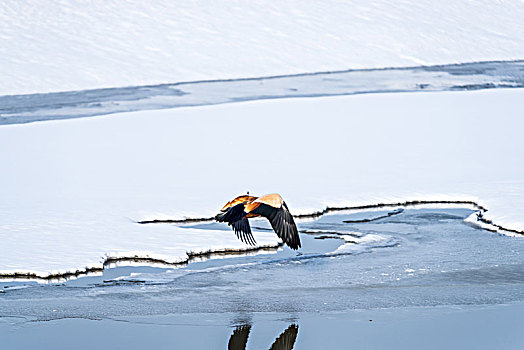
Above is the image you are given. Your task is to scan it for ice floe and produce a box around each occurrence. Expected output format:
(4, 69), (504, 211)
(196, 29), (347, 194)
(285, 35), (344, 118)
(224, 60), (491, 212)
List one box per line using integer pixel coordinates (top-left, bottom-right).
(1, 88), (523, 277)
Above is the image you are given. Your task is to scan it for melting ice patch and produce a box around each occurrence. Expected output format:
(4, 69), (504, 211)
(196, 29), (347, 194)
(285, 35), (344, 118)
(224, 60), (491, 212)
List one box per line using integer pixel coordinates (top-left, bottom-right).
(2, 60), (524, 125)
(328, 234), (397, 255)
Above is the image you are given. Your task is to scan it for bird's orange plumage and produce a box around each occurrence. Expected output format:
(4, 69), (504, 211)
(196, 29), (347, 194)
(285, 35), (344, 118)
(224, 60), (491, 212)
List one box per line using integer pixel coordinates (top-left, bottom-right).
(220, 195), (257, 211)
(245, 193), (283, 213)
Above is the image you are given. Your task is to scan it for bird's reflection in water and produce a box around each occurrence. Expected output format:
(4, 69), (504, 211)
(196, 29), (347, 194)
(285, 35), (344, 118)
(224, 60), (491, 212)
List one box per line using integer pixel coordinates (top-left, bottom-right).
(228, 323), (299, 350)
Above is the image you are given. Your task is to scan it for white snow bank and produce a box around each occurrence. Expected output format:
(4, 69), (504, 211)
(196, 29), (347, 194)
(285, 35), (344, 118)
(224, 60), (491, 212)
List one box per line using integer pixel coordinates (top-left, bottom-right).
(2, 0), (524, 96)
(1, 88), (523, 277)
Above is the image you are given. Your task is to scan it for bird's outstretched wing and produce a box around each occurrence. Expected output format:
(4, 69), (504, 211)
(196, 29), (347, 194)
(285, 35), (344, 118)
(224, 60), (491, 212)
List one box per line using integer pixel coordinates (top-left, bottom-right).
(267, 202), (301, 250)
(232, 218), (256, 246)
(228, 324), (251, 350)
(252, 201), (301, 250)
(216, 202), (256, 246)
(269, 324), (299, 350)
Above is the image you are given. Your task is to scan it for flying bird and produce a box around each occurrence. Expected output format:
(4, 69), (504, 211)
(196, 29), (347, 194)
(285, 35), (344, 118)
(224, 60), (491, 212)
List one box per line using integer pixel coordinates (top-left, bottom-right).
(215, 193), (301, 250)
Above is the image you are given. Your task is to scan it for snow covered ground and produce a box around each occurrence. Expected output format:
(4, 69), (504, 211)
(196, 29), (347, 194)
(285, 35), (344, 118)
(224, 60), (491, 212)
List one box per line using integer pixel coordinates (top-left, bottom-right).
(1, 88), (523, 277)
(2, 0), (524, 96)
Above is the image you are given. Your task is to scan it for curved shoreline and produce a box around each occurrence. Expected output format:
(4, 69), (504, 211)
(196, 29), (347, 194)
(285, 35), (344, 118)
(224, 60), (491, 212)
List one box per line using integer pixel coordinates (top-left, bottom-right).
(139, 199), (524, 236)
(0, 243), (283, 282)
(138, 200), (488, 224)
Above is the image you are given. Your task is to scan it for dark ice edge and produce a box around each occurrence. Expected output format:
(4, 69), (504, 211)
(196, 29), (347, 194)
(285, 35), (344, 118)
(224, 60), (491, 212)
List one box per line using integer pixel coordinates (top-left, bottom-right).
(0, 244), (283, 282)
(342, 208), (404, 223)
(139, 199), (522, 236)
(1, 60), (524, 125)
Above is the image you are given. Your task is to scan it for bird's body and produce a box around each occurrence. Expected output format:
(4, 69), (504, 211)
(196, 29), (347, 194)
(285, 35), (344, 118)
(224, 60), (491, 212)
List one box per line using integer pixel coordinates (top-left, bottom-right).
(216, 193), (301, 250)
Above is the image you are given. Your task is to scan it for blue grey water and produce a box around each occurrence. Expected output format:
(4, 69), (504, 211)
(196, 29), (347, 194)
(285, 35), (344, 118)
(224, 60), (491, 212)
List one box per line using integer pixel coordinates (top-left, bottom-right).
(1, 208), (524, 349)
(1, 60), (524, 125)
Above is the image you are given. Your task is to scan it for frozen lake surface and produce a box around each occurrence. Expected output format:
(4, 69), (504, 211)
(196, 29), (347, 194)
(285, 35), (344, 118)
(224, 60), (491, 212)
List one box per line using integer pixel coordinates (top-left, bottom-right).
(2, 208), (523, 315)
(3, 2), (524, 347)
(1, 207), (523, 348)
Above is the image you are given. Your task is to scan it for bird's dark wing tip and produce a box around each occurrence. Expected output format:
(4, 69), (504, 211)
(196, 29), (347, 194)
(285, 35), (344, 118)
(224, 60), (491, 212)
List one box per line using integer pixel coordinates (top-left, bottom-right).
(265, 204), (301, 250)
(233, 219), (256, 246)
